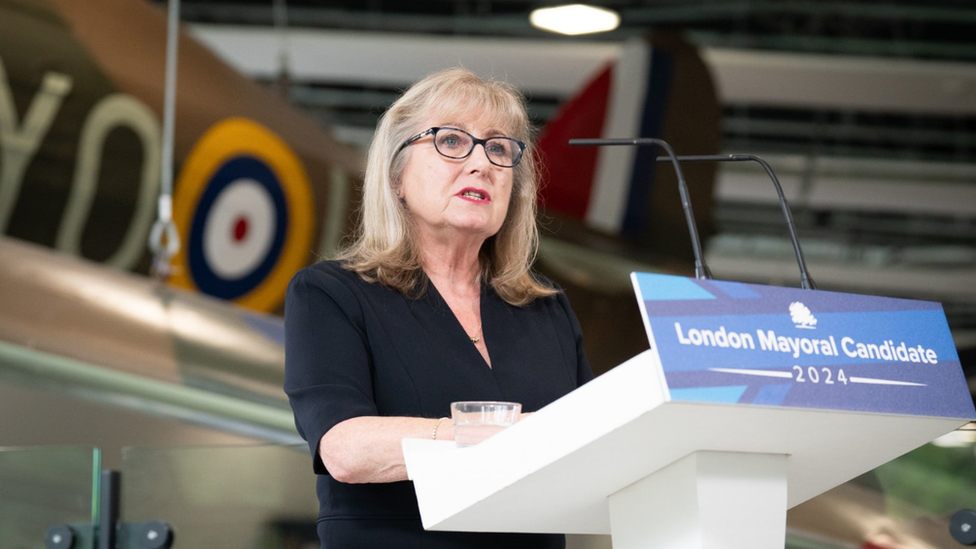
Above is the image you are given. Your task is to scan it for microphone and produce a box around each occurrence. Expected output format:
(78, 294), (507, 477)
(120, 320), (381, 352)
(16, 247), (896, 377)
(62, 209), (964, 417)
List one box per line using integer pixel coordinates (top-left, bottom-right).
(569, 139), (816, 290)
(651, 153), (815, 290)
(568, 138), (712, 281)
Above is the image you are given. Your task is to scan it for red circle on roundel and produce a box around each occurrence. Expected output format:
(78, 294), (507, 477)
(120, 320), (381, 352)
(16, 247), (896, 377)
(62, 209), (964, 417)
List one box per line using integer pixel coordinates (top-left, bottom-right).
(233, 217), (249, 242)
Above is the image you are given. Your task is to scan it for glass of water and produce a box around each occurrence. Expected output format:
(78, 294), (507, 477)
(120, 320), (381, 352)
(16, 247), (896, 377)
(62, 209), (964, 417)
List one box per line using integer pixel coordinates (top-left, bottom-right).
(450, 401), (522, 447)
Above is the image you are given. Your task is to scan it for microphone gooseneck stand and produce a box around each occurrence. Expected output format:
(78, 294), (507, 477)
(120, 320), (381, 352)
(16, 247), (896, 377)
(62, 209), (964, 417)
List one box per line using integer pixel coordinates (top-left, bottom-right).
(569, 139), (816, 290)
(569, 138), (713, 281)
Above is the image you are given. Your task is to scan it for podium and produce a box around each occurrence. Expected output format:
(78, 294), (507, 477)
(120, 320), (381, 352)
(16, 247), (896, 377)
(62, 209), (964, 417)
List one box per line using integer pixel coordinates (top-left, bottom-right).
(403, 273), (975, 549)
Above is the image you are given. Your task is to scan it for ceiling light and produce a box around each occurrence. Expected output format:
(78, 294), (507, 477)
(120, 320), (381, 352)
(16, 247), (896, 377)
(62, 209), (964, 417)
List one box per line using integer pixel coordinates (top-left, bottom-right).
(530, 4), (621, 36)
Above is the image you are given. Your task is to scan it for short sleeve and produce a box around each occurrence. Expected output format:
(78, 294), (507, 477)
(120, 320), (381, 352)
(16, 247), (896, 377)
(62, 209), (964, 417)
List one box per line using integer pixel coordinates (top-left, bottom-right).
(284, 265), (379, 474)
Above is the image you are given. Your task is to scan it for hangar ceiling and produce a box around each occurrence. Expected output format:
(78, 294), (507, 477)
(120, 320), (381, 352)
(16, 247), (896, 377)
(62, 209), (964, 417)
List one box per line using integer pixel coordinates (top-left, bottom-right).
(165, 0), (976, 166)
(169, 1), (976, 59)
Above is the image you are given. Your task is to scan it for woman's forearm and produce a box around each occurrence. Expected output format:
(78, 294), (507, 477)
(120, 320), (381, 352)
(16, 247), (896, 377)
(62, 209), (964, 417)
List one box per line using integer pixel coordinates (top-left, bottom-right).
(319, 416), (454, 483)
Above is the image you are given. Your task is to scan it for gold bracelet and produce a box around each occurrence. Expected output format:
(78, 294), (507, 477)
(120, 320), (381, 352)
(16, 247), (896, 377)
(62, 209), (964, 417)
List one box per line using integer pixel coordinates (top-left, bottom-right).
(431, 417), (449, 440)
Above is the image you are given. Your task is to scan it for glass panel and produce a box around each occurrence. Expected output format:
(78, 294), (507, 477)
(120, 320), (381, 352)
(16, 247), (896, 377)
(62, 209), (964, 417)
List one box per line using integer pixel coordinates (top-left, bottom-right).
(0, 446), (99, 549)
(787, 431), (976, 549)
(121, 444), (318, 548)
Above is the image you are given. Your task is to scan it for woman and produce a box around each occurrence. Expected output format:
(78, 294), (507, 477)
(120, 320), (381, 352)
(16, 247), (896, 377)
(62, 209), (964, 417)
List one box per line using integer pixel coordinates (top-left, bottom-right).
(284, 67), (593, 549)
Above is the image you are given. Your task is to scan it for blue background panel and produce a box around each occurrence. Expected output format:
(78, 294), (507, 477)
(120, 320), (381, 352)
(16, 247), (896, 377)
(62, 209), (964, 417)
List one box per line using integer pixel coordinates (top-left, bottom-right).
(635, 272), (716, 301)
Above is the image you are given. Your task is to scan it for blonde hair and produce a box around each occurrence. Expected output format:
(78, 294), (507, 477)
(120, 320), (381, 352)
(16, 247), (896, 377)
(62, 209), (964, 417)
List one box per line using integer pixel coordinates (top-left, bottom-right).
(338, 67), (555, 306)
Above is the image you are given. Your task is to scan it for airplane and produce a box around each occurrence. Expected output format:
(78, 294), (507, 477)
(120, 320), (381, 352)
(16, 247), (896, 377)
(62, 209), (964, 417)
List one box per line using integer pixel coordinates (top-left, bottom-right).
(0, 0), (361, 314)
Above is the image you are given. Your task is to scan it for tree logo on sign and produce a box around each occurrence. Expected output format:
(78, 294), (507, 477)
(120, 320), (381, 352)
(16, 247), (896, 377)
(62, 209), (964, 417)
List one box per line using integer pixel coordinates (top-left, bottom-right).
(790, 302), (817, 330)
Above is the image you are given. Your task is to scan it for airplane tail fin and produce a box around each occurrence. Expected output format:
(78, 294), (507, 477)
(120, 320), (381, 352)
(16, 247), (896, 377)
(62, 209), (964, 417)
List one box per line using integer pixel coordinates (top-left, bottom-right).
(537, 33), (722, 261)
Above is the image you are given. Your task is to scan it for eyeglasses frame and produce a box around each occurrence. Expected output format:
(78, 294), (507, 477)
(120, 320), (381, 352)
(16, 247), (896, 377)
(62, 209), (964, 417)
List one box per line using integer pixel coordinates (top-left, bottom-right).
(397, 126), (526, 168)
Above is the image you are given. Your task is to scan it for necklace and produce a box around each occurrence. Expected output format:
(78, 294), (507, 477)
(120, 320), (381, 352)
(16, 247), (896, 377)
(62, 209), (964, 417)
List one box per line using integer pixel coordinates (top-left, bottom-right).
(469, 324), (482, 344)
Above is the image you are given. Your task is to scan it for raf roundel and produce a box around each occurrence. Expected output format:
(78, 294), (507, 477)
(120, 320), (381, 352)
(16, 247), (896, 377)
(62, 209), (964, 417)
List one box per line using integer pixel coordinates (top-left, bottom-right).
(201, 174), (277, 280)
(170, 118), (315, 312)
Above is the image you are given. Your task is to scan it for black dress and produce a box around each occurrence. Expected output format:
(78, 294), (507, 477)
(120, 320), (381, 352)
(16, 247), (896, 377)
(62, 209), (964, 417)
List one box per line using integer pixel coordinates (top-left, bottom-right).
(284, 261), (593, 549)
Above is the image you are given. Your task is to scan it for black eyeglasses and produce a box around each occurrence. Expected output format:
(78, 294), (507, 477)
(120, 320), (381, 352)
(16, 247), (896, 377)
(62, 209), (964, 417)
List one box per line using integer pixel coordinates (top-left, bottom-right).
(397, 127), (525, 168)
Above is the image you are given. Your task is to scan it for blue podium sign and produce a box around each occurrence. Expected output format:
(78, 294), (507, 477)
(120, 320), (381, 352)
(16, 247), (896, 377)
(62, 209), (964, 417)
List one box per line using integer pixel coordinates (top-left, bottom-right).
(632, 272), (976, 419)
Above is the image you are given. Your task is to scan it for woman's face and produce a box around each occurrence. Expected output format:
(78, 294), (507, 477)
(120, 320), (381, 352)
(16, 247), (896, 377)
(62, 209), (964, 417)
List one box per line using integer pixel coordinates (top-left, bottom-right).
(397, 111), (516, 248)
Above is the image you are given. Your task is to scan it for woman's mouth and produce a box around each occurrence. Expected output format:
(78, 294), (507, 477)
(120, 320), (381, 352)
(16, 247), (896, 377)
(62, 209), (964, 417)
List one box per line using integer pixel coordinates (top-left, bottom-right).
(458, 188), (490, 202)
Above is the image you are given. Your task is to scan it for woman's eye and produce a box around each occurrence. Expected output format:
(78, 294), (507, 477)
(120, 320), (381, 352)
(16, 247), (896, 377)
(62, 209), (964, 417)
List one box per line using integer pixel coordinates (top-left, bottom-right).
(438, 133), (466, 149)
(486, 142), (507, 155)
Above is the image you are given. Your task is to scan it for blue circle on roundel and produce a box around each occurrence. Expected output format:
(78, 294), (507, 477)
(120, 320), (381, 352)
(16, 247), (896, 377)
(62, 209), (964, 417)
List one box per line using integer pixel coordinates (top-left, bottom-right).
(188, 156), (288, 300)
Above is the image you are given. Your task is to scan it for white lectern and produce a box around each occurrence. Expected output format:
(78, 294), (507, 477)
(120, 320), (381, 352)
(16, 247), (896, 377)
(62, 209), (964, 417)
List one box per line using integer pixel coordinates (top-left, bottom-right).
(403, 273), (975, 549)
